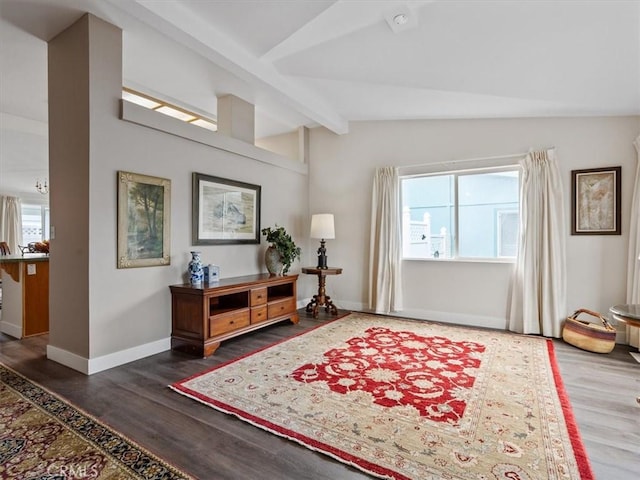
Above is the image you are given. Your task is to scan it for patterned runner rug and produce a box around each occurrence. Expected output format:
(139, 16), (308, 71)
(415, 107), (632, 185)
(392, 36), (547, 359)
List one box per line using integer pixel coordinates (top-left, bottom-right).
(171, 312), (593, 480)
(1, 363), (193, 480)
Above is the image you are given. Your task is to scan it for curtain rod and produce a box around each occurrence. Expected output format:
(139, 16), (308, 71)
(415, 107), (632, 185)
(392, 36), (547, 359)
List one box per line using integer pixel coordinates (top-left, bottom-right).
(400, 147), (555, 169)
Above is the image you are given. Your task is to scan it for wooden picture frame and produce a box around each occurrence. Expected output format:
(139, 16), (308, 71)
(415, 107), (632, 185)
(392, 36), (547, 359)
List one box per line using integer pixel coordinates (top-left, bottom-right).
(117, 171), (171, 268)
(571, 166), (621, 235)
(192, 173), (261, 245)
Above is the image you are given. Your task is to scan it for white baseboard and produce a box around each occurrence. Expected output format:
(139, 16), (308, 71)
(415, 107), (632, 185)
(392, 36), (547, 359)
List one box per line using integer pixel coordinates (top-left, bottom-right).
(46, 345), (90, 374)
(47, 337), (171, 375)
(0, 320), (22, 339)
(337, 301), (508, 331)
(384, 308), (508, 331)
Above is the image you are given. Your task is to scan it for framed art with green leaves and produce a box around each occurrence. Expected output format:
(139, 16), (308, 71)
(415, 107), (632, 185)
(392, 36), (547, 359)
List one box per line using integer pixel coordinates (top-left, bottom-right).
(117, 171), (171, 268)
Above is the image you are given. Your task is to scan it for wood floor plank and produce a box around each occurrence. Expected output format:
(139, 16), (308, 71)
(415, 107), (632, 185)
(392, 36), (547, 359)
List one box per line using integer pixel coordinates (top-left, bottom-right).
(1, 309), (638, 479)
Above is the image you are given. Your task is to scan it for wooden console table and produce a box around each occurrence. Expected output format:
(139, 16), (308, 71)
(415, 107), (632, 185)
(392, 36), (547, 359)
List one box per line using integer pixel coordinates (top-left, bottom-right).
(301, 267), (342, 318)
(170, 273), (298, 357)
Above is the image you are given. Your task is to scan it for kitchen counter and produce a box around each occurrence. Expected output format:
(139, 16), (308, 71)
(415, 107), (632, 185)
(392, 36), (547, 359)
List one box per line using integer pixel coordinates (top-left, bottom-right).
(0, 254), (49, 338)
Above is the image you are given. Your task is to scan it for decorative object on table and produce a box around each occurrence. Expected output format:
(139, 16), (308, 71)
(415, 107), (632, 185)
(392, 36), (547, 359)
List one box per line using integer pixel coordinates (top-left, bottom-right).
(117, 171), (171, 268)
(192, 173), (261, 245)
(562, 308), (616, 353)
(188, 251), (204, 284)
(17, 245), (29, 255)
(203, 264), (219, 283)
(261, 225), (301, 275)
(35, 178), (49, 194)
(17, 241), (50, 255)
(171, 312), (593, 480)
(302, 266), (342, 318)
(310, 213), (335, 269)
(571, 166), (621, 235)
(33, 240), (49, 253)
(1, 363), (193, 480)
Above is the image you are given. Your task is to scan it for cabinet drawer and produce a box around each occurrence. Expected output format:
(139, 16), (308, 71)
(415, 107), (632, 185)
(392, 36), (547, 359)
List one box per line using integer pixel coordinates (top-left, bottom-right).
(268, 298), (296, 318)
(251, 305), (268, 324)
(209, 310), (250, 337)
(251, 287), (267, 306)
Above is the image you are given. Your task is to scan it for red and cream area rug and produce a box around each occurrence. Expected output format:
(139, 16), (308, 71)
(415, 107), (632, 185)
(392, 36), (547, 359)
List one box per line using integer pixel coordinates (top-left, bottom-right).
(171, 313), (593, 480)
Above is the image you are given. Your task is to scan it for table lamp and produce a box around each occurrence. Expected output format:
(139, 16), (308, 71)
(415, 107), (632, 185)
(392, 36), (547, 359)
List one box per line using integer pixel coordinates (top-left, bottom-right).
(310, 214), (335, 269)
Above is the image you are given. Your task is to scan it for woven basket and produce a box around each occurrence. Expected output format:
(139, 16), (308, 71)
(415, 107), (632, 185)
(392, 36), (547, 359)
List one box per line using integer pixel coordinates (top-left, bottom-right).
(562, 309), (616, 354)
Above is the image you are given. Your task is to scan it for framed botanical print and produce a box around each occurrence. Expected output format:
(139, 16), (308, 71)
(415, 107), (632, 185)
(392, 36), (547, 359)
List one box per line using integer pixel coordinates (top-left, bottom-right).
(571, 166), (621, 235)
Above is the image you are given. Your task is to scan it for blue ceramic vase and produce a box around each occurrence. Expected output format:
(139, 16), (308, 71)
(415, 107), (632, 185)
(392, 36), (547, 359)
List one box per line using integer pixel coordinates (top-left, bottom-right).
(188, 251), (204, 284)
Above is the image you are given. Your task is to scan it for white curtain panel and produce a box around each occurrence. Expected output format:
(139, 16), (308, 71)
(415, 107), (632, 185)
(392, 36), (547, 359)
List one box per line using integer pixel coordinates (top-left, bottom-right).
(509, 149), (567, 337)
(368, 166), (403, 313)
(0, 195), (22, 254)
(627, 136), (640, 347)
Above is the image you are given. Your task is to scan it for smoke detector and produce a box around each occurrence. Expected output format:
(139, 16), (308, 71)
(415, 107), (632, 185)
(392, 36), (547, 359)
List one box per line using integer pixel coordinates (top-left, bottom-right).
(385, 6), (417, 33)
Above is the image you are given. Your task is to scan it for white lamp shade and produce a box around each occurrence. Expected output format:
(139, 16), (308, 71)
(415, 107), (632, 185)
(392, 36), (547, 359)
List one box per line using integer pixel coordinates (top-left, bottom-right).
(310, 214), (335, 239)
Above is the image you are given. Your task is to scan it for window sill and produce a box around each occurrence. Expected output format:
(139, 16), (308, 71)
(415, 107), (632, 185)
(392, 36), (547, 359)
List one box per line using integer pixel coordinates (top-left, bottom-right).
(403, 257), (516, 265)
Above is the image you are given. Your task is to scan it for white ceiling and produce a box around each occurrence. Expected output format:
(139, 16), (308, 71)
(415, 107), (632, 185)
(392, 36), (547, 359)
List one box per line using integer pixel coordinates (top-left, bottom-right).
(1, 0), (639, 196)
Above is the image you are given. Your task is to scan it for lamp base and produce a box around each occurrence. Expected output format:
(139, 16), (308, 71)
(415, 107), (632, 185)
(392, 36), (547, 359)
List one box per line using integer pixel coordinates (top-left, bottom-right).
(317, 239), (328, 269)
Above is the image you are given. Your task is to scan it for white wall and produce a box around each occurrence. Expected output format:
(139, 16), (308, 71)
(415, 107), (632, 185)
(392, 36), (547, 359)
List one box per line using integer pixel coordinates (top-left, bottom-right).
(88, 118), (309, 360)
(46, 15), (309, 373)
(256, 130), (299, 162)
(309, 117), (640, 332)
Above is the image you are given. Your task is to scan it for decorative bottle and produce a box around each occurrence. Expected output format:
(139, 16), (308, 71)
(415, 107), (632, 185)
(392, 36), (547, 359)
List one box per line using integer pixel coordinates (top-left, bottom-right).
(188, 251), (204, 284)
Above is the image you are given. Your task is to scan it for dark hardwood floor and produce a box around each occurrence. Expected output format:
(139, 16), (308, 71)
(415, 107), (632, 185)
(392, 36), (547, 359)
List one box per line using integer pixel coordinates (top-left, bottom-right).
(1, 309), (638, 480)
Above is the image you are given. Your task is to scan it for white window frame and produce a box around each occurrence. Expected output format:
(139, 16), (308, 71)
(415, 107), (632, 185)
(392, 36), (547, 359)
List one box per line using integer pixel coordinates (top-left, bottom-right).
(496, 209), (519, 258)
(401, 165), (521, 263)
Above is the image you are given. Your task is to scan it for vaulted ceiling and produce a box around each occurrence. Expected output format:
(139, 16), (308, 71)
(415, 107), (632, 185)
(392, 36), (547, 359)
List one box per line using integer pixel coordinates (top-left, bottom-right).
(1, 0), (639, 194)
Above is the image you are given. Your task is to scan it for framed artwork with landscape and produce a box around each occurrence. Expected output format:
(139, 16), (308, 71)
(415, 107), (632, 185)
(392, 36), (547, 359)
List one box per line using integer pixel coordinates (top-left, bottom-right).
(117, 171), (171, 268)
(192, 173), (261, 245)
(571, 166), (621, 235)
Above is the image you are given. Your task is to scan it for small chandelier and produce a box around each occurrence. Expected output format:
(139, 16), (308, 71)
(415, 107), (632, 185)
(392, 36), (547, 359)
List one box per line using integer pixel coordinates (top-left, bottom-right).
(35, 179), (49, 195)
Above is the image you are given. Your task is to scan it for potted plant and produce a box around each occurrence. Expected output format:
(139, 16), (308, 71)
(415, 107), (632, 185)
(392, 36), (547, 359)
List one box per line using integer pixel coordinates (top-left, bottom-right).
(261, 225), (301, 275)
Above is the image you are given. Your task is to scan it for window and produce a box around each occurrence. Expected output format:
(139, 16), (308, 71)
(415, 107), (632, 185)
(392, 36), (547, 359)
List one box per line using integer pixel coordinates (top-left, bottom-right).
(401, 167), (520, 260)
(21, 204), (49, 244)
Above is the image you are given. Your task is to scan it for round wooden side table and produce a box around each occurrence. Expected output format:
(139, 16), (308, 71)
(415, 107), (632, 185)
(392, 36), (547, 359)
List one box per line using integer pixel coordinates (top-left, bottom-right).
(301, 267), (342, 318)
(609, 304), (640, 404)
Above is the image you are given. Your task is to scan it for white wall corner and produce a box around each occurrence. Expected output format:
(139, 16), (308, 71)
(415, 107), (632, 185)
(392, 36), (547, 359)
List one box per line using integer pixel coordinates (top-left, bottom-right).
(47, 344), (90, 375)
(0, 321), (23, 339)
(47, 337), (171, 375)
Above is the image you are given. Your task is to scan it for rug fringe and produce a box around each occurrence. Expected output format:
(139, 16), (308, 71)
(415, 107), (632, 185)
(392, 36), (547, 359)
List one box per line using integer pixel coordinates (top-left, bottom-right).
(168, 384), (404, 480)
(545, 341), (595, 480)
